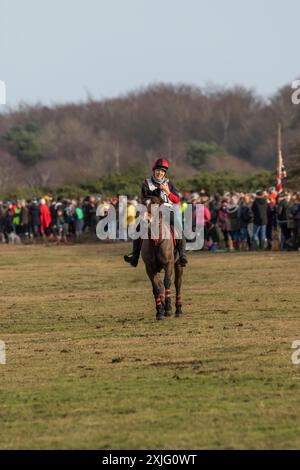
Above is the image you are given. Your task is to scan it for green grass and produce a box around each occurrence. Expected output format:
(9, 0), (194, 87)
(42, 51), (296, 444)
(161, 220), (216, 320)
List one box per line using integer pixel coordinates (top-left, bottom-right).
(0, 243), (300, 449)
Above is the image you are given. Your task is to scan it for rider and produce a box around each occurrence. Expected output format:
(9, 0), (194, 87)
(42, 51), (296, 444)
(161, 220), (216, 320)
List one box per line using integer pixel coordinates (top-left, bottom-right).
(124, 158), (188, 267)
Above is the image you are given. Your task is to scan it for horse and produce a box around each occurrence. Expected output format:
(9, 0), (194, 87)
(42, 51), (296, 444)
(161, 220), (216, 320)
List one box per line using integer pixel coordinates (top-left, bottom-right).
(141, 196), (184, 321)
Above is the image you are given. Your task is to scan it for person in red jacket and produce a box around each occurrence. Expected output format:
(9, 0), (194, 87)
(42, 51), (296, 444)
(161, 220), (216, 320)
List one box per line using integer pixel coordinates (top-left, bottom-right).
(124, 158), (187, 267)
(40, 198), (52, 239)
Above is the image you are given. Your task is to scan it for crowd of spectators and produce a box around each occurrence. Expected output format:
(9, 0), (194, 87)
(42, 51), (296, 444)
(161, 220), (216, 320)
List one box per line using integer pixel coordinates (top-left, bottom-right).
(0, 195), (98, 244)
(0, 188), (300, 251)
(189, 188), (300, 252)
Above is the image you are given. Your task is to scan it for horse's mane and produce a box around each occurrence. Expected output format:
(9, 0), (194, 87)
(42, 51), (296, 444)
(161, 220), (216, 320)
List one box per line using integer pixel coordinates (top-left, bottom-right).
(144, 195), (164, 206)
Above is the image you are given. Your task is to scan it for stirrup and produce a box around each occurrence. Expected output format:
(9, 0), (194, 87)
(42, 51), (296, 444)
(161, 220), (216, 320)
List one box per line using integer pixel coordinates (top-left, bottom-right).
(124, 253), (133, 262)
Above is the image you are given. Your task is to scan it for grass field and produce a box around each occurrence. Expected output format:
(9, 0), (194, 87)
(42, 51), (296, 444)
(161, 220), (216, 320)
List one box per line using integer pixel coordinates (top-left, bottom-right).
(0, 243), (300, 449)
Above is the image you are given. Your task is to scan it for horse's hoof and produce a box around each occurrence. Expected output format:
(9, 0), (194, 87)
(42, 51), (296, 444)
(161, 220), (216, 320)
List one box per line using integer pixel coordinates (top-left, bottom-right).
(156, 313), (165, 321)
(164, 309), (173, 317)
(175, 309), (183, 317)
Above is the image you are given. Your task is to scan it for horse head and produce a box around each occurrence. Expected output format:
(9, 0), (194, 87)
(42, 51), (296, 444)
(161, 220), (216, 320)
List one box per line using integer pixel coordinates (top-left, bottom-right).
(144, 196), (171, 245)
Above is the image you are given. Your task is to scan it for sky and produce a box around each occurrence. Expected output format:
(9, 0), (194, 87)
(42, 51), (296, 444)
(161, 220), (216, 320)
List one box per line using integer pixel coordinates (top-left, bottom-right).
(1, 0), (300, 107)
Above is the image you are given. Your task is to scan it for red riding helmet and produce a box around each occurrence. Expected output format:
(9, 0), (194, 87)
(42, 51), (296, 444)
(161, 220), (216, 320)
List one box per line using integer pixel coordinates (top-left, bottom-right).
(152, 158), (169, 172)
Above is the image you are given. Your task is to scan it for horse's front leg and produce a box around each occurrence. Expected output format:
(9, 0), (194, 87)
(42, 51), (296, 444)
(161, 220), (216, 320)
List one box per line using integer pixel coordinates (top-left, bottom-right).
(174, 261), (183, 317)
(164, 262), (173, 317)
(146, 266), (165, 320)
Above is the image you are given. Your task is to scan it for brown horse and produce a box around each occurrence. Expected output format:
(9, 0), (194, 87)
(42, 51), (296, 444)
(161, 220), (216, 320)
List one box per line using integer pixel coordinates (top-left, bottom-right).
(141, 196), (184, 320)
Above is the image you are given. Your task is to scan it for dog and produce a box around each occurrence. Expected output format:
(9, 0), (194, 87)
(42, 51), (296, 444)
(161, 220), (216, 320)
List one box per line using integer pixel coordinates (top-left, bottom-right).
(7, 232), (21, 244)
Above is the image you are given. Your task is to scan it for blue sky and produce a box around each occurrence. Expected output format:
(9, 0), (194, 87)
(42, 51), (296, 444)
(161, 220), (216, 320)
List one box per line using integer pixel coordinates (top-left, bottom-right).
(1, 0), (299, 107)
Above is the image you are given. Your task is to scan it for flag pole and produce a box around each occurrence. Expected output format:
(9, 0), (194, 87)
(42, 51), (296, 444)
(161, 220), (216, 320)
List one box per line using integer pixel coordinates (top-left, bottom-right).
(276, 122), (283, 192)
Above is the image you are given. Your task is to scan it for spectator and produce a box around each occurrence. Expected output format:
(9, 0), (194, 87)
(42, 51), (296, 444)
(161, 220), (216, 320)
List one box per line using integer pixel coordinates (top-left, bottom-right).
(55, 208), (67, 244)
(40, 198), (52, 240)
(277, 192), (292, 250)
(12, 200), (22, 235)
(239, 194), (253, 251)
(29, 198), (41, 239)
(74, 202), (84, 238)
(252, 190), (268, 249)
(291, 193), (300, 250)
(20, 199), (29, 239)
(218, 199), (229, 250)
(227, 203), (240, 251)
(2, 203), (13, 241)
(266, 190), (277, 250)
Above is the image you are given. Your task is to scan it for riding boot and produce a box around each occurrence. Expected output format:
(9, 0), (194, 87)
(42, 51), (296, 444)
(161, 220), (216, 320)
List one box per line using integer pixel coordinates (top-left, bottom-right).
(176, 237), (188, 267)
(124, 238), (142, 267)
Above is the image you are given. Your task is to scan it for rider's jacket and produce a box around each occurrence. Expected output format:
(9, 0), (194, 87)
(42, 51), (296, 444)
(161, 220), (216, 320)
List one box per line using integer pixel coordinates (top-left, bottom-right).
(141, 177), (181, 205)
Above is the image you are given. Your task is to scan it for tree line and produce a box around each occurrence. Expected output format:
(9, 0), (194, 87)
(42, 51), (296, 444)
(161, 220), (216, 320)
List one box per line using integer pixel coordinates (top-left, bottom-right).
(0, 81), (299, 193)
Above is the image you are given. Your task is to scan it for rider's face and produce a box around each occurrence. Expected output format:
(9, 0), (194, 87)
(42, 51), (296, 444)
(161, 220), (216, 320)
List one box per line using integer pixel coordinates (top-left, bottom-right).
(154, 168), (166, 180)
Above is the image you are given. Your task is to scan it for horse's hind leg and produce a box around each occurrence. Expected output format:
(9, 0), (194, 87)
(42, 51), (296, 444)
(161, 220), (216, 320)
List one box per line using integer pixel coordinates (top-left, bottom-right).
(174, 261), (183, 317)
(163, 263), (173, 317)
